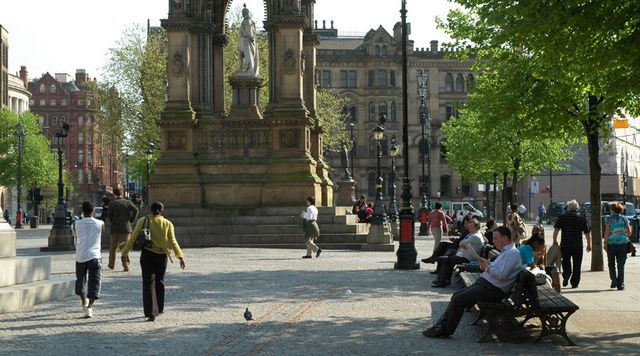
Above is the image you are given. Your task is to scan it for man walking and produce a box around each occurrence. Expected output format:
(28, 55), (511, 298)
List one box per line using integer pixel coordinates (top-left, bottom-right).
(107, 188), (138, 271)
(74, 201), (104, 318)
(422, 226), (521, 338)
(427, 202), (449, 254)
(553, 199), (591, 288)
(537, 201), (546, 224)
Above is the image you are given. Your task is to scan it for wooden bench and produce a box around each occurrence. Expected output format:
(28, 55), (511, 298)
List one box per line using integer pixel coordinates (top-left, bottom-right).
(474, 270), (579, 345)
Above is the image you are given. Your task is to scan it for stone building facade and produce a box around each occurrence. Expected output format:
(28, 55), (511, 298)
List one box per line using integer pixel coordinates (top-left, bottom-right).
(315, 22), (481, 209)
(28, 70), (122, 211)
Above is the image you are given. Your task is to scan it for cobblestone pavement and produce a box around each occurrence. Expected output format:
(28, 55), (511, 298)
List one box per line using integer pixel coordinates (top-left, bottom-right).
(1, 223), (638, 355)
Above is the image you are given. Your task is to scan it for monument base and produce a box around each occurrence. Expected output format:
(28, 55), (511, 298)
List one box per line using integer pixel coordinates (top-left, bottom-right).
(365, 223), (394, 252)
(41, 227), (75, 252)
(335, 178), (356, 206)
(228, 75), (263, 121)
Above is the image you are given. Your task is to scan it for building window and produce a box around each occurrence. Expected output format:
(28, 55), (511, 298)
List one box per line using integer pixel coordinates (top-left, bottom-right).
(348, 70), (357, 88)
(455, 73), (465, 92)
(340, 71), (348, 88)
(78, 131), (84, 145)
(381, 45), (388, 56)
(61, 99), (67, 106)
(378, 101), (387, 119)
(390, 70), (396, 87)
(29, 99), (34, 106)
(39, 84), (45, 93)
(50, 84), (56, 93)
(78, 99), (84, 106)
(440, 175), (451, 197)
(390, 102), (397, 122)
(87, 169), (92, 184)
(445, 73), (454, 92)
(50, 99), (56, 106)
(78, 149), (84, 164)
(39, 99), (45, 106)
(59, 116), (65, 125)
(377, 70), (387, 87)
(88, 150), (93, 165)
(77, 169), (83, 184)
(368, 102), (376, 121)
(344, 103), (357, 122)
(445, 104), (453, 120)
(466, 74), (476, 92)
(52, 117), (58, 126)
(462, 181), (471, 196)
(440, 139), (447, 160)
(374, 45), (381, 56)
(78, 116), (83, 127)
(321, 70), (331, 87)
(40, 116), (47, 128)
(368, 70), (375, 87)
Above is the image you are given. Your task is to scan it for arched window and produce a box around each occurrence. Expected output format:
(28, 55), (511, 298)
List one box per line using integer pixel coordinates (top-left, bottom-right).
(455, 73), (465, 92)
(378, 101), (387, 119)
(445, 73), (454, 92)
(466, 74), (476, 92)
(381, 45), (388, 56)
(445, 104), (454, 120)
(78, 115), (83, 127)
(50, 84), (56, 93)
(368, 102), (376, 121)
(390, 102), (397, 122)
(440, 175), (451, 197)
(349, 104), (357, 122)
(39, 84), (45, 93)
(374, 45), (381, 56)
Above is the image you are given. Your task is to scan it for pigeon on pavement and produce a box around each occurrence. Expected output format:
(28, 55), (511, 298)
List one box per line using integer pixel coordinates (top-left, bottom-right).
(244, 307), (254, 321)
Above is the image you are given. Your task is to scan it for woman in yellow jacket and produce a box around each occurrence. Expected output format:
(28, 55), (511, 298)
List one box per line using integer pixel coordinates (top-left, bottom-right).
(122, 201), (185, 321)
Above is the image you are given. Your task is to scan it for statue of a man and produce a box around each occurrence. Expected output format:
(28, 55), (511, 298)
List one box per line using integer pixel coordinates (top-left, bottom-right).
(239, 4), (259, 76)
(340, 141), (352, 180)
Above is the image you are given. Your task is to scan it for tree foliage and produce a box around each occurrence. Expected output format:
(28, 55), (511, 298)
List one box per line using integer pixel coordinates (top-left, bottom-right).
(0, 110), (58, 201)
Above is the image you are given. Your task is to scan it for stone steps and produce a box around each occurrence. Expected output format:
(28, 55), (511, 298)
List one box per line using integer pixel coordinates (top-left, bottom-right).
(166, 214), (359, 226)
(212, 243), (370, 250)
(174, 223), (368, 235)
(0, 256), (51, 288)
(166, 206), (352, 218)
(0, 277), (75, 314)
(178, 232), (368, 247)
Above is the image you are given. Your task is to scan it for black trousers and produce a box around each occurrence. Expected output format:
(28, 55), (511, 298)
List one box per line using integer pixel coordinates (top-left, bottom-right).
(561, 245), (583, 287)
(436, 278), (505, 336)
(140, 249), (168, 318)
(75, 258), (101, 299)
(436, 255), (469, 283)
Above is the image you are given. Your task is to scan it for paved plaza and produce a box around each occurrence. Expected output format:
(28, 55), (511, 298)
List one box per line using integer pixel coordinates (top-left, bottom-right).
(1, 223), (639, 355)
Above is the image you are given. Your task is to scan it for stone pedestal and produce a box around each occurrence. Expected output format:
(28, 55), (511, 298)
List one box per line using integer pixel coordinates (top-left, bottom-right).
(227, 75), (263, 121)
(0, 223), (16, 258)
(335, 179), (356, 206)
(41, 228), (75, 252)
(364, 223), (394, 251)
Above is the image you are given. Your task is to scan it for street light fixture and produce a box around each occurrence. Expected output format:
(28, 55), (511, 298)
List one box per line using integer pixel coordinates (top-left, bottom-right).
(388, 137), (400, 240)
(417, 68), (431, 236)
(14, 122), (25, 229)
(371, 116), (386, 226)
(144, 143), (155, 206)
(53, 122), (71, 229)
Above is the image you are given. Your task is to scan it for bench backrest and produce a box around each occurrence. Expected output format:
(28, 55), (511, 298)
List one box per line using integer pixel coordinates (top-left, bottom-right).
(510, 270), (539, 311)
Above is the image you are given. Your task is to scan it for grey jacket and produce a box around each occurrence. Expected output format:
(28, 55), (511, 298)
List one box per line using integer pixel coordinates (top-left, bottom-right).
(107, 198), (139, 234)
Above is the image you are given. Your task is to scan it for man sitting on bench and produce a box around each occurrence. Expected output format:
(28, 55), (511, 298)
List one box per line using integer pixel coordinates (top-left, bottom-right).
(422, 226), (521, 338)
(432, 218), (485, 288)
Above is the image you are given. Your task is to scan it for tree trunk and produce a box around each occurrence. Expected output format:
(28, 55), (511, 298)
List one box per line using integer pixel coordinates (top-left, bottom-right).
(512, 158), (520, 209)
(502, 172), (509, 225)
(585, 95), (604, 271)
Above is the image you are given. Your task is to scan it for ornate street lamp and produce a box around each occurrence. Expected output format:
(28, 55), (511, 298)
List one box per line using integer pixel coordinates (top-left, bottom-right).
(144, 143), (155, 206)
(388, 137), (400, 240)
(371, 116), (386, 226)
(53, 122), (70, 229)
(395, 0), (419, 270)
(14, 122), (25, 228)
(417, 68), (431, 236)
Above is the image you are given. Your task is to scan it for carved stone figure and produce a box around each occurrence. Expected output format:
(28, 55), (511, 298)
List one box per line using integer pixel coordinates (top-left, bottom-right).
(340, 141), (352, 180)
(238, 4), (259, 76)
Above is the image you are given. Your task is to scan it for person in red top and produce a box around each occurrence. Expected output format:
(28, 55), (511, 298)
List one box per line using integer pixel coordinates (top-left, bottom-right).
(428, 202), (449, 253)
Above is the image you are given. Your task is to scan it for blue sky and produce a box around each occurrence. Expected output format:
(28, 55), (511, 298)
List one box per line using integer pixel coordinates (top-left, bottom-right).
(1, 0), (457, 80)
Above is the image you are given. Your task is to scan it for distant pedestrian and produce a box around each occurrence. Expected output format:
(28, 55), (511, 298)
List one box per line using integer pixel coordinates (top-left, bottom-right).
(552, 199), (591, 289)
(428, 202), (449, 253)
(3, 209), (10, 225)
(604, 202), (631, 290)
(518, 203), (527, 220)
(506, 204), (526, 246)
(107, 188), (139, 271)
(122, 201), (185, 321)
(74, 201), (104, 318)
(300, 196), (321, 259)
(537, 201), (546, 224)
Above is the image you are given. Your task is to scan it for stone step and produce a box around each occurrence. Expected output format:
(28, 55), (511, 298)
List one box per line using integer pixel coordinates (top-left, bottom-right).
(166, 214), (359, 226)
(0, 277), (75, 313)
(210, 243), (368, 250)
(0, 256), (52, 288)
(177, 233), (368, 247)
(165, 206), (352, 218)
(174, 223), (369, 235)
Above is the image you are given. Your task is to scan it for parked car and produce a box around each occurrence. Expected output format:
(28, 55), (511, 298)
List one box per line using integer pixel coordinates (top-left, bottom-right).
(546, 202), (566, 224)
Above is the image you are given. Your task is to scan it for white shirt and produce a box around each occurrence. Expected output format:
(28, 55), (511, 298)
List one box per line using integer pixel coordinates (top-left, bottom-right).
(457, 231), (485, 261)
(74, 217), (104, 263)
(304, 205), (318, 221)
(480, 243), (522, 293)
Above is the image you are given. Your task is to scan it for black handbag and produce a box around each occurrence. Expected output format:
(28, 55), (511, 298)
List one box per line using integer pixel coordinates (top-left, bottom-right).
(132, 216), (151, 251)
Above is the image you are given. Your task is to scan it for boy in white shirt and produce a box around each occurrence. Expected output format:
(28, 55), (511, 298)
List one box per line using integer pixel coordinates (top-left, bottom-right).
(74, 201), (104, 318)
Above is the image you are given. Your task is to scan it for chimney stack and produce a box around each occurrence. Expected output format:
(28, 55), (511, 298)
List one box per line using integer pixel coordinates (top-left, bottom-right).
(19, 66), (28, 88)
(75, 68), (88, 83)
(430, 40), (439, 53)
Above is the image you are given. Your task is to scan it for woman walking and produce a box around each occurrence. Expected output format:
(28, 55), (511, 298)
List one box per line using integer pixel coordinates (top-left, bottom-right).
(301, 196), (322, 259)
(122, 202), (185, 321)
(604, 202), (631, 290)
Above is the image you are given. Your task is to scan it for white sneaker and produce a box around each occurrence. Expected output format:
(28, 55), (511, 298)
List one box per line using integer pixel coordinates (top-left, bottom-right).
(84, 307), (93, 318)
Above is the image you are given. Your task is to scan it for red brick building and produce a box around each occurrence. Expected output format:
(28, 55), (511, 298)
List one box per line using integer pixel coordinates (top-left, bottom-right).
(28, 69), (123, 210)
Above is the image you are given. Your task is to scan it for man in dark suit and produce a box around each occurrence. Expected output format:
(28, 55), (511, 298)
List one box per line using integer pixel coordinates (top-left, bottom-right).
(107, 188), (139, 271)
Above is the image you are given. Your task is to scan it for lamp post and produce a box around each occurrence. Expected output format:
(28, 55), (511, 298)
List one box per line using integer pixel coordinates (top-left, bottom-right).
(388, 137), (400, 240)
(144, 144), (154, 206)
(395, 0), (419, 270)
(14, 122), (25, 228)
(417, 69), (430, 236)
(53, 123), (70, 229)
(371, 116), (386, 226)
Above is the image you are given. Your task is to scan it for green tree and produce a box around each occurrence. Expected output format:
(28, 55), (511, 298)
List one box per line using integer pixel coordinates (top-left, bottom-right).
(0, 110), (58, 201)
(439, 1), (640, 270)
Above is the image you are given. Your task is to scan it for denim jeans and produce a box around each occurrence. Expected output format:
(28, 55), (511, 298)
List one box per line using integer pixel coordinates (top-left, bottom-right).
(75, 258), (101, 299)
(607, 243), (628, 286)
